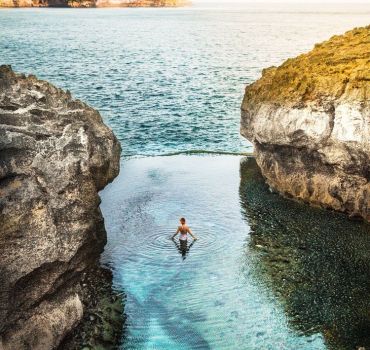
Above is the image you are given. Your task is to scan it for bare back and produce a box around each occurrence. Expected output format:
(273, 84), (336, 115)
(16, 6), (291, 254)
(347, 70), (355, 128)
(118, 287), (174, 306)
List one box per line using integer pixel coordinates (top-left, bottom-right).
(179, 224), (190, 234)
(172, 221), (197, 241)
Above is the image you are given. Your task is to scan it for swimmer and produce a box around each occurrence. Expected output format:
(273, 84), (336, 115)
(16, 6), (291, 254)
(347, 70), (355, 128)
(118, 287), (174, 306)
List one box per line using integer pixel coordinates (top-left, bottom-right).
(171, 217), (198, 242)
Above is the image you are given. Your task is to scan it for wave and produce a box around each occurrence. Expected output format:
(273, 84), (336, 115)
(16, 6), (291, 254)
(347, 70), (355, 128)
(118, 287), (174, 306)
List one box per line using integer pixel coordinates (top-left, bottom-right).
(124, 149), (254, 158)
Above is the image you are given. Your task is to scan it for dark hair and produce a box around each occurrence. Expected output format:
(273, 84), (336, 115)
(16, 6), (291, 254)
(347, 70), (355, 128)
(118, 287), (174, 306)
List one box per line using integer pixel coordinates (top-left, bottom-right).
(180, 217), (186, 224)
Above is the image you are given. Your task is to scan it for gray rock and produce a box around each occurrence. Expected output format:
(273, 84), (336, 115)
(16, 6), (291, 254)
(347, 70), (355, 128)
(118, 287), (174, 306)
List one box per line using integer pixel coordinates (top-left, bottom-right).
(0, 65), (121, 349)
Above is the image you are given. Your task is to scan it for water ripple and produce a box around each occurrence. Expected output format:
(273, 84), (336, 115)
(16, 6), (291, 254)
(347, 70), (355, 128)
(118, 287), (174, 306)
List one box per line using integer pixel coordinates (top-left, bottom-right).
(98, 155), (370, 349)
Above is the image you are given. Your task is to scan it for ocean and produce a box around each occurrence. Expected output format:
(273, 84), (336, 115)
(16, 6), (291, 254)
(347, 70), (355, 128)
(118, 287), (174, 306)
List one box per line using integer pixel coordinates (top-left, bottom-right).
(1, 3), (369, 157)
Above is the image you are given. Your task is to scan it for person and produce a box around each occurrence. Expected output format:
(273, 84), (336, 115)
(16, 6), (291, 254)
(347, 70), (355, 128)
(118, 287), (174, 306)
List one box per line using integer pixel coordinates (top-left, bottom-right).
(172, 217), (198, 242)
(171, 217), (198, 260)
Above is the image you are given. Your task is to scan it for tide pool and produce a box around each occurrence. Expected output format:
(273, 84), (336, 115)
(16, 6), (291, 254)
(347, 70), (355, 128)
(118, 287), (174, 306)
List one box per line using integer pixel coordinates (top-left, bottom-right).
(100, 156), (370, 349)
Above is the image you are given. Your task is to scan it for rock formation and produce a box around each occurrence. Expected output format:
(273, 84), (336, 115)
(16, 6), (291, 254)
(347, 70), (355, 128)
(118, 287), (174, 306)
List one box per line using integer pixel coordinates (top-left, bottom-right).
(0, 65), (121, 349)
(0, 0), (189, 7)
(241, 26), (370, 221)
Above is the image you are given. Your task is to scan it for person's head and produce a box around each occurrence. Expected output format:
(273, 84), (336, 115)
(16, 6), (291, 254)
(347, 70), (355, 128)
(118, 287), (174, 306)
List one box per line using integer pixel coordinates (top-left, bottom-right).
(180, 217), (186, 225)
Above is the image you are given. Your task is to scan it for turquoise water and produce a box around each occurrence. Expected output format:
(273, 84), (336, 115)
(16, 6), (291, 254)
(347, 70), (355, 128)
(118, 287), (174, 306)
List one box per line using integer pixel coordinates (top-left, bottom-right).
(100, 156), (370, 349)
(2, 4), (370, 349)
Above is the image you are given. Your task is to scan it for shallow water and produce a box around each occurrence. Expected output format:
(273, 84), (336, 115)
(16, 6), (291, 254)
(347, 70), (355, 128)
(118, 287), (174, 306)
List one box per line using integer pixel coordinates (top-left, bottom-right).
(101, 156), (370, 349)
(1, 4), (370, 157)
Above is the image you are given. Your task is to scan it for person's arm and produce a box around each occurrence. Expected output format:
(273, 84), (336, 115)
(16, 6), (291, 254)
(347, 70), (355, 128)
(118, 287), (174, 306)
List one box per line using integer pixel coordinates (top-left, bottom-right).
(188, 228), (198, 240)
(171, 227), (180, 240)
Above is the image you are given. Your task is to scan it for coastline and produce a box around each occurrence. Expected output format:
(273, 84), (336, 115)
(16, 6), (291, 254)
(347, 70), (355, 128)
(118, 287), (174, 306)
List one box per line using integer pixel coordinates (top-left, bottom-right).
(0, 0), (191, 8)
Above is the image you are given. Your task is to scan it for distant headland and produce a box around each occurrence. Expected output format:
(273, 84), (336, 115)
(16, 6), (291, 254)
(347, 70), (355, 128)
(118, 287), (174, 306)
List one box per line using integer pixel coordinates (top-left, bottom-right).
(0, 0), (190, 8)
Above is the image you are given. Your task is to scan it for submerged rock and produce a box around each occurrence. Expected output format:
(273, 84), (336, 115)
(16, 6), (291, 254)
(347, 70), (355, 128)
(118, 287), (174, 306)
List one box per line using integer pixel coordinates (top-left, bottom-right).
(59, 265), (125, 350)
(241, 26), (370, 221)
(0, 65), (121, 349)
(238, 157), (370, 349)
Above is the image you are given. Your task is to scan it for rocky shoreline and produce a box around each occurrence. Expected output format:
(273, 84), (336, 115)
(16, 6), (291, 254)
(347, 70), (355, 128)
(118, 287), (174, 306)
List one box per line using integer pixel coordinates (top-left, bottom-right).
(0, 65), (122, 349)
(241, 26), (370, 222)
(59, 265), (124, 350)
(239, 157), (370, 349)
(0, 0), (189, 8)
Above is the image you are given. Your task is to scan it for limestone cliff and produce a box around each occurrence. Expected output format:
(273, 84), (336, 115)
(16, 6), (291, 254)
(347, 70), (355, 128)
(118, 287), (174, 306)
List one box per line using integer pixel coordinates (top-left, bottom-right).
(241, 26), (370, 221)
(0, 65), (121, 349)
(0, 0), (189, 7)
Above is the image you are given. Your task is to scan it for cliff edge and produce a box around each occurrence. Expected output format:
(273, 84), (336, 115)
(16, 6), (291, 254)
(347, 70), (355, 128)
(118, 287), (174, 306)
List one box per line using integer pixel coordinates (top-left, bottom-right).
(241, 26), (370, 221)
(0, 65), (121, 349)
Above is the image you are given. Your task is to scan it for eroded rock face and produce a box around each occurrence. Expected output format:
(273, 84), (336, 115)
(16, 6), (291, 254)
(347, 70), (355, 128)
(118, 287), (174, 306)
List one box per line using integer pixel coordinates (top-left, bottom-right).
(0, 65), (121, 349)
(241, 26), (370, 221)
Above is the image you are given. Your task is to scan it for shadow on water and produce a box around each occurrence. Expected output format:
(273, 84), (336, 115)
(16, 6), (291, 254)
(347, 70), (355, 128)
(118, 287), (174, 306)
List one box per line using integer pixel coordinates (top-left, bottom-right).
(123, 267), (211, 350)
(172, 239), (196, 260)
(238, 157), (370, 350)
(127, 291), (211, 350)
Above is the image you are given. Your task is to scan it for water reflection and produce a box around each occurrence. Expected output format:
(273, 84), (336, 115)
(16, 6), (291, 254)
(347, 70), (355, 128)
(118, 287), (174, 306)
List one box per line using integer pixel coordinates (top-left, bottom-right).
(239, 157), (370, 349)
(171, 239), (196, 260)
